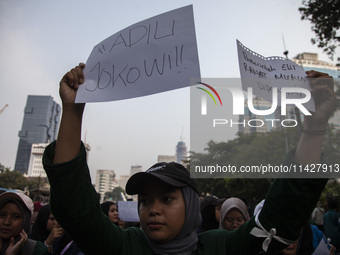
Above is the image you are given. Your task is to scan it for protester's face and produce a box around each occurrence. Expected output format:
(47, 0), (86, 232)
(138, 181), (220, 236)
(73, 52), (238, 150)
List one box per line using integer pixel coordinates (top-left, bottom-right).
(139, 180), (185, 243)
(46, 213), (58, 232)
(0, 202), (23, 239)
(108, 204), (119, 223)
(222, 208), (245, 231)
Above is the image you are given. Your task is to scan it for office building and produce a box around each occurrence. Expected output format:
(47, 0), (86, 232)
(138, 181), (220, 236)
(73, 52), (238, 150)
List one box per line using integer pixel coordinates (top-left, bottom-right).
(130, 165), (142, 175)
(158, 155), (177, 163)
(27, 143), (49, 178)
(14, 95), (61, 174)
(292, 52), (339, 78)
(118, 175), (130, 191)
(176, 140), (188, 163)
(95, 169), (118, 203)
(26, 141), (91, 178)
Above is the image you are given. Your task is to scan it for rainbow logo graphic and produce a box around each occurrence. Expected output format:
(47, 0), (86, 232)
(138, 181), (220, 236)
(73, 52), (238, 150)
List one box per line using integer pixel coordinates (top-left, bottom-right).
(196, 82), (222, 115)
(196, 82), (222, 106)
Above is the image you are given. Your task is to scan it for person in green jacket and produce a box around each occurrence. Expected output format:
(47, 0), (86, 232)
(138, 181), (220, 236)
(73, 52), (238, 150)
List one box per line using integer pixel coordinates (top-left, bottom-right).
(43, 63), (336, 254)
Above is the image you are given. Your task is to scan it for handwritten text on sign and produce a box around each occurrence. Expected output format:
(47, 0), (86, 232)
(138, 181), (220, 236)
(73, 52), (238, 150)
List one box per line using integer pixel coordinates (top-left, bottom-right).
(75, 5), (200, 103)
(237, 40), (315, 112)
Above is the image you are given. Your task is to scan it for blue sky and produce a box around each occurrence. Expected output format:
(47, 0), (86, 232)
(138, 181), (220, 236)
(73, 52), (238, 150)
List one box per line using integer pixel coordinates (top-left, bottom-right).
(0, 0), (338, 181)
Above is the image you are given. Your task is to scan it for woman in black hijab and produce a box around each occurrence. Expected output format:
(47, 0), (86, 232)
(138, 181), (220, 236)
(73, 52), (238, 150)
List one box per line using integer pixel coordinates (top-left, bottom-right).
(198, 196), (225, 233)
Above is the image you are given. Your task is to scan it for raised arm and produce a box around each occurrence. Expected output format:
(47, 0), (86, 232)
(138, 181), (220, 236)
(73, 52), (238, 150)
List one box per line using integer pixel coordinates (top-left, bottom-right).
(53, 63), (86, 164)
(294, 70), (337, 165)
(247, 71), (337, 253)
(44, 63), (127, 254)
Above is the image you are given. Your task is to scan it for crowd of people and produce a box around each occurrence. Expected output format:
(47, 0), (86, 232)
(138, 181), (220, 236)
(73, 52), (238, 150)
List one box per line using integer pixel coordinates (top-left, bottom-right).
(0, 191), (130, 254)
(198, 193), (340, 254)
(1, 180), (339, 254)
(0, 64), (339, 254)
(1, 186), (339, 254)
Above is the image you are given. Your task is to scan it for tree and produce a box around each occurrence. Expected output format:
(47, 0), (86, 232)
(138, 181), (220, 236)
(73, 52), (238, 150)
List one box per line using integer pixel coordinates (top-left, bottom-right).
(224, 178), (272, 211)
(0, 168), (28, 190)
(0, 163), (49, 194)
(189, 123), (340, 209)
(104, 186), (126, 202)
(195, 178), (228, 198)
(26, 176), (49, 191)
(189, 131), (285, 205)
(299, 0), (340, 60)
(319, 179), (340, 206)
(0, 163), (10, 174)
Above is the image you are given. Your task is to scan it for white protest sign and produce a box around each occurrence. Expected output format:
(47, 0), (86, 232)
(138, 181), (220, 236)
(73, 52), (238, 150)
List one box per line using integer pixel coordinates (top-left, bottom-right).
(117, 201), (139, 222)
(312, 239), (331, 255)
(237, 40), (315, 112)
(75, 5), (200, 103)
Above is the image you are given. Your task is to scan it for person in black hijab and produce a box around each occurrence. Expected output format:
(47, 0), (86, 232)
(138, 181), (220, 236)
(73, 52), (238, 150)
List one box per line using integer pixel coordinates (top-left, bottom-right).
(198, 196), (225, 233)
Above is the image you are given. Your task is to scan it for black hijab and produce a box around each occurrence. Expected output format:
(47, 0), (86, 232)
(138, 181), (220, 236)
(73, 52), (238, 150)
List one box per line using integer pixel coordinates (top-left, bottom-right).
(199, 196), (221, 232)
(29, 204), (51, 242)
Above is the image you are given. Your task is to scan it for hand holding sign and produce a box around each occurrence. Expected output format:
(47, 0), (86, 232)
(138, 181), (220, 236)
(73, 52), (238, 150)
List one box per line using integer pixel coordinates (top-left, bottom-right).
(75, 5), (200, 103)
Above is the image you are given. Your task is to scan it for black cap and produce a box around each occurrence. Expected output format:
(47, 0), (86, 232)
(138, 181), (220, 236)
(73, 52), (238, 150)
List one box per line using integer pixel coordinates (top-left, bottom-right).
(126, 162), (198, 195)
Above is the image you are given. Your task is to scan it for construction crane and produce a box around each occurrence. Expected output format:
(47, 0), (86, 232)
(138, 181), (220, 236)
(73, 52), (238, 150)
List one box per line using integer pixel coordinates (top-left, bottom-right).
(0, 104), (8, 115)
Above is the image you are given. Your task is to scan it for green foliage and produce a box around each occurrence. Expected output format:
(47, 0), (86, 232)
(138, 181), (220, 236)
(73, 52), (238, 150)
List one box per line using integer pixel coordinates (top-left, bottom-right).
(195, 178), (227, 197)
(319, 179), (340, 207)
(224, 178), (272, 209)
(0, 163), (49, 193)
(190, 124), (340, 208)
(299, 0), (340, 60)
(0, 165), (28, 190)
(104, 186), (126, 202)
(191, 127), (301, 172)
(322, 125), (340, 165)
(26, 176), (49, 191)
(0, 163), (10, 174)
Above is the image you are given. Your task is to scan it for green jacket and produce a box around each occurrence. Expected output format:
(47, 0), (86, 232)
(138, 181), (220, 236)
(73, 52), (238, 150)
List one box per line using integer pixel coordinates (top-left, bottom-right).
(43, 141), (327, 255)
(21, 239), (48, 255)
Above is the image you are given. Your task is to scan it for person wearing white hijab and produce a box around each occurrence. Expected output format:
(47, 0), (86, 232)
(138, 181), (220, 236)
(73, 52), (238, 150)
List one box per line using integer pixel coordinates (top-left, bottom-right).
(219, 197), (250, 231)
(0, 192), (48, 255)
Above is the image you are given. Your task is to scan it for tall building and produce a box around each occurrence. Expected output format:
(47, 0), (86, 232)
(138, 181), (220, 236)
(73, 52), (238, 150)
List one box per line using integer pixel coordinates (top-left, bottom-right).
(26, 142), (91, 178)
(95, 169), (118, 203)
(14, 95), (61, 174)
(158, 155), (177, 163)
(27, 143), (49, 178)
(118, 175), (130, 191)
(292, 52), (339, 78)
(130, 165), (142, 175)
(176, 140), (188, 163)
